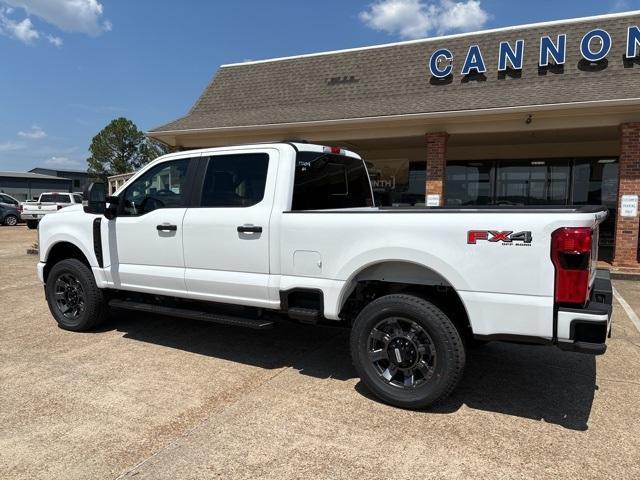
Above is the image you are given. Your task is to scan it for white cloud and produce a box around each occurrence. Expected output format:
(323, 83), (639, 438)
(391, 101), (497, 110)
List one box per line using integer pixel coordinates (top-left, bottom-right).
(18, 125), (47, 139)
(46, 33), (62, 47)
(359, 0), (489, 39)
(611, 0), (631, 11)
(0, 141), (25, 152)
(0, 7), (39, 43)
(4, 0), (110, 35)
(43, 156), (84, 169)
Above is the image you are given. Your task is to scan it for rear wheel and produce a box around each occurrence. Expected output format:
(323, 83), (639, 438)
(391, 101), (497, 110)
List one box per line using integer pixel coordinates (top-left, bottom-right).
(45, 258), (109, 331)
(26, 220), (38, 229)
(3, 214), (18, 226)
(350, 294), (465, 409)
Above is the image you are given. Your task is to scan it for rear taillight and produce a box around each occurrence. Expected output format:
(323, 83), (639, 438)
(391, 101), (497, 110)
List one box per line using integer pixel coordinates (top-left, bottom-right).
(551, 227), (592, 306)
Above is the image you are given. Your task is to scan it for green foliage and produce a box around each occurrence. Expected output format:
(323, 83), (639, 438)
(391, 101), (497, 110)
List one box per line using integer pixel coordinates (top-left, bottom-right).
(87, 117), (168, 180)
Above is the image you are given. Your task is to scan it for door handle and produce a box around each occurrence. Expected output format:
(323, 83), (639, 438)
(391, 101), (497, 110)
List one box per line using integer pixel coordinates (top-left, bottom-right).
(237, 225), (262, 233)
(157, 224), (177, 231)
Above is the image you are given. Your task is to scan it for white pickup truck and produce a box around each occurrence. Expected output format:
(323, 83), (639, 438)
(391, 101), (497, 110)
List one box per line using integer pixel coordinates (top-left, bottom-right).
(21, 192), (83, 229)
(37, 142), (613, 408)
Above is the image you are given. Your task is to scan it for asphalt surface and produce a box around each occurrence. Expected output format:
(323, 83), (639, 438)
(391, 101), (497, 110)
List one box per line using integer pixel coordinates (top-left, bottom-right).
(1, 225), (639, 479)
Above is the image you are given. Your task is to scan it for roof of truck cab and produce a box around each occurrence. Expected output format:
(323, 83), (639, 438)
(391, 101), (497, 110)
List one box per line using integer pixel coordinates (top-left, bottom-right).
(158, 142), (360, 160)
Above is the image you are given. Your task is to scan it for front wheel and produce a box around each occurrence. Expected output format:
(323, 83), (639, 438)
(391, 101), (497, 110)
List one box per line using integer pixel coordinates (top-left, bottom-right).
(350, 294), (466, 409)
(3, 214), (18, 226)
(45, 258), (109, 331)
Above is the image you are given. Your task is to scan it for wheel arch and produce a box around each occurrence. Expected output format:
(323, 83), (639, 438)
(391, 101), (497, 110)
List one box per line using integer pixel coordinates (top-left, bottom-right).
(43, 241), (92, 283)
(337, 260), (473, 337)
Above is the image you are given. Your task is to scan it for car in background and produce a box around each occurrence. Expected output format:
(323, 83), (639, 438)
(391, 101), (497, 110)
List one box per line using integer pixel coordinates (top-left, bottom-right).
(20, 192), (83, 229)
(0, 203), (20, 226)
(0, 193), (20, 209)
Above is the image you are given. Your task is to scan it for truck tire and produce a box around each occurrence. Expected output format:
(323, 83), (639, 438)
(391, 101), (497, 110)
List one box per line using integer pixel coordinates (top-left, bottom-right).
(3, 214), (18, 226)
(45, 258), (109, 331)
(350, 294), (466, 409)
(26, 220), (38, 229)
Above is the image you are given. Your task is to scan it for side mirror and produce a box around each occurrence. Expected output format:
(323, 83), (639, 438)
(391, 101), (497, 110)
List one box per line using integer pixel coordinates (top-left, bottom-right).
(83, 182), (106, 214)
(104, 195), (119, 220)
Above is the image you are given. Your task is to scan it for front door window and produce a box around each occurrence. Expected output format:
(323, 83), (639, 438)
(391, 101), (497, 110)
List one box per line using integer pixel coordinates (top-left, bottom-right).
(121, 159), (189, 216)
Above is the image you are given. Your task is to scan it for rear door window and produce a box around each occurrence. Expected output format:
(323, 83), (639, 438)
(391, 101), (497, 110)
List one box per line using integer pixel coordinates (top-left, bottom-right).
(292, 152), (373, 210)
(200, 153), (269, 207)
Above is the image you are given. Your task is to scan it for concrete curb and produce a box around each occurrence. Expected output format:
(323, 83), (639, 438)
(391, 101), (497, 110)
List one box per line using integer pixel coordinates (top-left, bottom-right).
(610, 271), (640, 281)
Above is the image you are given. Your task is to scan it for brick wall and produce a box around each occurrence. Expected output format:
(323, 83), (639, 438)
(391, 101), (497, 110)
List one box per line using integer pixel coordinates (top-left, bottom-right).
(425, 132), (449, 206)
(613, 123), (640, 267)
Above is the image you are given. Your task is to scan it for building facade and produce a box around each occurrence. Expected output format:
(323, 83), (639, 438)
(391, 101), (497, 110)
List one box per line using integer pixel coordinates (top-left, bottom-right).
(0, 171), (73, 201)
(148, 12), (640, 267)
(107, 172), (135, 194)
(29, 168), (91, 192)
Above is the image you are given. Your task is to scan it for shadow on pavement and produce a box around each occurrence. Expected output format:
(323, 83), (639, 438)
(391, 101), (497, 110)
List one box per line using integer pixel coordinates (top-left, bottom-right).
(427, 342), (596, 431)
(109, 312), (596, 431)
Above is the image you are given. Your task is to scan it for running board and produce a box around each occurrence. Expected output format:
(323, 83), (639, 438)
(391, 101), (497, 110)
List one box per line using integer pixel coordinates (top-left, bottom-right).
(108, 299), (275, 330)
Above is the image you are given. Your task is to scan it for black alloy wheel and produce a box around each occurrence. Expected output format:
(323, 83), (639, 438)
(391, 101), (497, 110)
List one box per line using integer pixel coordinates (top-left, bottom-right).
(367, 317), (436, 388)
(53, 273), (86, 320)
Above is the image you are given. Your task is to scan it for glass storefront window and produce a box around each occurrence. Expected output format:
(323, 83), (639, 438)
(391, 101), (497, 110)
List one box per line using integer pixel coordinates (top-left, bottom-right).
(445, 162), (493, 206)
(495, 160), (570, 206)
(368, 159), (426, 206)
(571, 159), (619, 256)
(444, 157), (619, 260)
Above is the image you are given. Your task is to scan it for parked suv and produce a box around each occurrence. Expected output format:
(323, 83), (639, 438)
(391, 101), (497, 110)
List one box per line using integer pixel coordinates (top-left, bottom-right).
(0, 193), (20, 208)
(0, 203), (20, 226)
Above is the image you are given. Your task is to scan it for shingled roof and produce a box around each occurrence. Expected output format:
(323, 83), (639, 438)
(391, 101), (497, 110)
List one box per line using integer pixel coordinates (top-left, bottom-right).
(150, 12), (640, 134)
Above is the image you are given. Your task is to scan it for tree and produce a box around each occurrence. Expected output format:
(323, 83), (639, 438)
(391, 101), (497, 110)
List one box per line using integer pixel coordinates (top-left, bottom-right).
(87, 117), (168, 180)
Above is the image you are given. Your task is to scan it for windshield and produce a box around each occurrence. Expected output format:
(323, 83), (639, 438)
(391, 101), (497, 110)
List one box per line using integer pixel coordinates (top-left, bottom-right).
(292, 152), (373, 210)
(40, 194), (67, 203)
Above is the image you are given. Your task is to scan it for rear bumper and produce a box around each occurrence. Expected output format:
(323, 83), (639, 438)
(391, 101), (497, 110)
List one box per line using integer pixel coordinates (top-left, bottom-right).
(556, 269), (612, 355)
(20, 213), (43, 220)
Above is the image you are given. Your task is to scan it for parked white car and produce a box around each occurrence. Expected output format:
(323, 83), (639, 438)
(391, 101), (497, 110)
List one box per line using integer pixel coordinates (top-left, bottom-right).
(36, 143), (612, 408)
(21, 192), (83, 229)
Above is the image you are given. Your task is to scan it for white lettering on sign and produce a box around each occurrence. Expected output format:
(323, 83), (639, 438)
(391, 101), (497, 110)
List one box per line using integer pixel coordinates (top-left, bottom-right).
(621, 195), (638, 218)
(426, 194), (441, 207)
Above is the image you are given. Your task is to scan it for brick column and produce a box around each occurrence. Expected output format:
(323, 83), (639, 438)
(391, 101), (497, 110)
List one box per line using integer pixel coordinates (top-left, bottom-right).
(425, 132), (449, 206)
(613, 123), (640, 267)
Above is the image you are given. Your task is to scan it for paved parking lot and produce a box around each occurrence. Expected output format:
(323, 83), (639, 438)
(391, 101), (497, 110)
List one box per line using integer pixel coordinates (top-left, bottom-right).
(1, 225), (640, 480)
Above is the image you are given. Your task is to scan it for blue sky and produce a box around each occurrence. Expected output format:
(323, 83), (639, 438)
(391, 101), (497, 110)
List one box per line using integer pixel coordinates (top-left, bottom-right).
(0, 0), (638, 172)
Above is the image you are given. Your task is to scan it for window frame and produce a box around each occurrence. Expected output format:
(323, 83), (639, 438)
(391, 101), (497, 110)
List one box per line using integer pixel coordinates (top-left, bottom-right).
(116, 156), (202, 217)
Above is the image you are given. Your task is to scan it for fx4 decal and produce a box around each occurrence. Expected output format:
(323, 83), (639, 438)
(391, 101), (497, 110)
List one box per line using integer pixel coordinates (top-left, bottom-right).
(467, 230), (533, 244)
